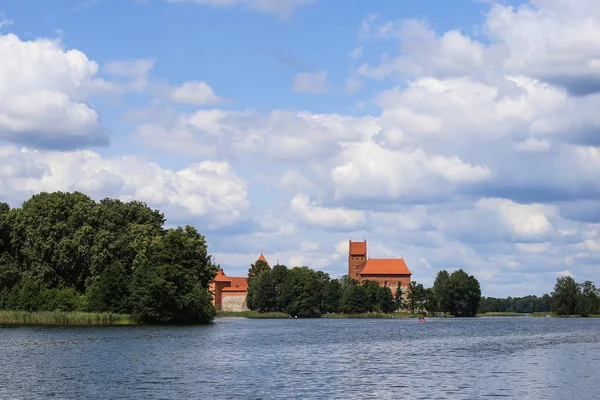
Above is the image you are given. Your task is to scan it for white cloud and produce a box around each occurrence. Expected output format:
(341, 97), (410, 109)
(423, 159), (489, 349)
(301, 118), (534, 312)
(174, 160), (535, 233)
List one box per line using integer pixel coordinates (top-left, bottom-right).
(134, 108), (379, 161)
(103, 58), (155, 91)
(0, 33), (112, 149)
(0, 146), (249, 228)
(170, 80), (222, 105)
(516, 138), (551, 152)
(165, 0), (315, 18)
(0, 12), (13, 30)
(292, 70), (328, 94)
(290, 193), (366, 230)
(477, 198), (556, 238)
(348, 46), (363, 59)
(330, 140), (490, 201)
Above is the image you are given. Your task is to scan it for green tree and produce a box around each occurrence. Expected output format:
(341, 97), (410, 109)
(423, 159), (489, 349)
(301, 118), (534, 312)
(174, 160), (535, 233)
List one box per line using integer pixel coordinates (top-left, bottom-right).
(407, 281), (426, 314)
(323, 279), (343, 313)
(579, 280), (599, 316)
(253, 271), (278, 312)
(341, 284), (369, 314)
(552, 276), (580, 316)
(447, 269), (481, 317)
(130, 226), (217, 324)
(271, 264), (289, 311)
(377, 286), (396, 313)
(279, 267), (325, 317)
(433, 270), (451, 313)
(86, 261), (130, 313)
(394, 282), (405, 310)
(361, 280), (381, 312)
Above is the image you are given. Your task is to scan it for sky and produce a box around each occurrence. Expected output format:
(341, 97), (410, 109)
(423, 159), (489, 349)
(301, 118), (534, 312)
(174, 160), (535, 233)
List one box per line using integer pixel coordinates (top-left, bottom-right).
(1, 0), (600, 297)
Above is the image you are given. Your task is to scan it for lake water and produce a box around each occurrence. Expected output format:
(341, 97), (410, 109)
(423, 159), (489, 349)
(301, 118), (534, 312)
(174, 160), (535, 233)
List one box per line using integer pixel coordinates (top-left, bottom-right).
(1, 317), (599, 399)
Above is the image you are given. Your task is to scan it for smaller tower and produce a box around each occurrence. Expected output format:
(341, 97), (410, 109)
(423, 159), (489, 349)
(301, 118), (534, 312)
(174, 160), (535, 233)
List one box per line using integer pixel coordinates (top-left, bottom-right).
(348, 240), (367, 279)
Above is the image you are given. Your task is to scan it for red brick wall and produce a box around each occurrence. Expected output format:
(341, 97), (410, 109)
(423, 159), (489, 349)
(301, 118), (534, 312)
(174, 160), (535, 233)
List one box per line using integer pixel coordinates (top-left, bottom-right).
(359, 275), (411, 292)
(348, 255), (367, 279)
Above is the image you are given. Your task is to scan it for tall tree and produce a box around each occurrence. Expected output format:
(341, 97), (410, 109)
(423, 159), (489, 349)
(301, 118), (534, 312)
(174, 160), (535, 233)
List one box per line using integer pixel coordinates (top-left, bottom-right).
(433, 270), (451, 313)
(378, 286), (396, 313)
(552, 276), (581, 316)
(323, 279), (343, 313)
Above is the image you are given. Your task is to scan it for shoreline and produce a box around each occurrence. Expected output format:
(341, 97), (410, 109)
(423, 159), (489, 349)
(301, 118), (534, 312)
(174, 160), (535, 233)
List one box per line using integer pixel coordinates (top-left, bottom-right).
(0, 310), (136, 326)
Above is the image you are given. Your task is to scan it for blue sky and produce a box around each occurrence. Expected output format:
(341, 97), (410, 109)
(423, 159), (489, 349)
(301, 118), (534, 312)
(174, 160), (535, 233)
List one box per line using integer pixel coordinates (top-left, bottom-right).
(1, 0), (600, 297)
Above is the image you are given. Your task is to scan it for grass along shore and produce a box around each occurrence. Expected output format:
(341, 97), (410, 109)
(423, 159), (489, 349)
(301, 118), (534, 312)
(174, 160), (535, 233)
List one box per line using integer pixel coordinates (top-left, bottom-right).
(0, 310), (136, 325)
(217, 311), (429, 319)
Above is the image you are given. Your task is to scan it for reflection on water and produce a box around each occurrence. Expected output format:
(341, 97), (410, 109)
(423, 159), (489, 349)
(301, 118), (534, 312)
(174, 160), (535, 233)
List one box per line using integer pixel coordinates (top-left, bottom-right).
(1, 317), (599, 399)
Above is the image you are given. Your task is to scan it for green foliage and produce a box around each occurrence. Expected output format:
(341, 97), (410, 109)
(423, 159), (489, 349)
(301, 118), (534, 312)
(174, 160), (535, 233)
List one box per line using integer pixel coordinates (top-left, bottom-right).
(253, 271), (278, 312)
(279, 267), (325, 317)
(551, 277), (600, 316)
(323, 279), (343, 313)
(87, 262), (129, 313)
(479, 294), (552, 314)
(377, 286), (396, 313)
(431, 269), (481, 317)
(0, 191), (217, 325)
(340, 284), (370, 314)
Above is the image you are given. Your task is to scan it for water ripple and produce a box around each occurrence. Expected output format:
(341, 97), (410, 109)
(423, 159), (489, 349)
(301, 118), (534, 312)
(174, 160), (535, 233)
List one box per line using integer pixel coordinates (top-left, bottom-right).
(1, 317), (599, 399)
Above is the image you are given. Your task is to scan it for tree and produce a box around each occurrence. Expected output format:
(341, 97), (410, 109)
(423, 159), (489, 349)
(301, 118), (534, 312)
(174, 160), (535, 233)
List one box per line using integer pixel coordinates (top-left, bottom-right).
(394, 282), (405, 310)
(433, 270), (451, 313)
(341, 284), (370, 314)
(271, 264), (289, 311)
(407, 281), (426, 314)
(129, 226), (217, 324)
(552, 276), (580, 316)
(86, 261), (129, 313)
(248, 259), (270, 278)
(378, 286), (396, 313)
(323, 279), (343, 313)
(579, 281), (599, 316)
(279, 267), (325, 317)
(253, 271), (278, 312)
(361, 280), (381, 312)
(446, 269), (481, 317)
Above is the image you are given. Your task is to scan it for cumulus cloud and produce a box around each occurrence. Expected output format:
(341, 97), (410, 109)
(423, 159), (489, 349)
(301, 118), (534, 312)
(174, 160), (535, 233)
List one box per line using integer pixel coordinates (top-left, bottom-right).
(0, 146), (249, 229)
(292, 70), (329, 94)
(133, 108), (379, 160)
(0, 33), (113, 149)
(290, 193), (366, 230)
(330, 140), (490, 202)
(170, 80), (222, 105)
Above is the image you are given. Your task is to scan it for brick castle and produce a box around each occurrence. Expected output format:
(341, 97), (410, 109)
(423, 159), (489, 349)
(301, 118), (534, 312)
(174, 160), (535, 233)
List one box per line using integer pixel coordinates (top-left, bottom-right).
(210, 241), (412, 312)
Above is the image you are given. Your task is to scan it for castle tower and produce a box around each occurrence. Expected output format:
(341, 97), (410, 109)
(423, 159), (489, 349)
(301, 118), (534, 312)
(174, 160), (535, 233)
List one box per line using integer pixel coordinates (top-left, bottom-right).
(348, 240), (367, 279)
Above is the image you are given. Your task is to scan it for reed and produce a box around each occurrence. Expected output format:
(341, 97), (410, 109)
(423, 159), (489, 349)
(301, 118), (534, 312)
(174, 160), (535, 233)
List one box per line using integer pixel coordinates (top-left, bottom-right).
(0, 310), (136, 325)
(322, 312), (417, 319)
(476, 312), (526, 317)
(216, 311), (289, 318)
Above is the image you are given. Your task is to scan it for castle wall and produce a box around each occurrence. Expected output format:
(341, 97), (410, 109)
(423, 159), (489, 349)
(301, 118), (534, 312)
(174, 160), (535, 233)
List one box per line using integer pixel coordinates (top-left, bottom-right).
(359, 275), (411, 290)
(221, 292), (248, 312)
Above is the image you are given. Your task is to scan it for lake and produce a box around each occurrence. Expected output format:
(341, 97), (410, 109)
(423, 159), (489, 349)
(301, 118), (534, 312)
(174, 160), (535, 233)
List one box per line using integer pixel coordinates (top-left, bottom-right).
(1, 317), (599, 399)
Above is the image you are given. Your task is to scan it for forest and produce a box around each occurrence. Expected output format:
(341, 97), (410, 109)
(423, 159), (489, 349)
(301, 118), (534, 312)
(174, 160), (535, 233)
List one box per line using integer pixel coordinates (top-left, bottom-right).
(479, 276), (600, 316)
(0, 192), (218, 324)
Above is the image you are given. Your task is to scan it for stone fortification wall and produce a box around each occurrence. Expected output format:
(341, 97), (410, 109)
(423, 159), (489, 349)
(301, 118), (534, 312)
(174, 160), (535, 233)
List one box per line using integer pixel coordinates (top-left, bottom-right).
(221, 293), (248, 312)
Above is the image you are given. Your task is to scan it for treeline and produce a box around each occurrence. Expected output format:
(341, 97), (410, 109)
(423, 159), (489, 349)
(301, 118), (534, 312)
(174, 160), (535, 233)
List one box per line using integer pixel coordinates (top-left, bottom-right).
(479, 295), (552, 314)
(0, 192), (218, 324)
(246, 259), (482, 317)
(479, 277), (600, 316)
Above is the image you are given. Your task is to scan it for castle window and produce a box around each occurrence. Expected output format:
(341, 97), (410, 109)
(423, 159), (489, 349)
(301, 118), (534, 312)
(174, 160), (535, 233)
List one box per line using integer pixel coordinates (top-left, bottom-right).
(384, 281), (388, 286)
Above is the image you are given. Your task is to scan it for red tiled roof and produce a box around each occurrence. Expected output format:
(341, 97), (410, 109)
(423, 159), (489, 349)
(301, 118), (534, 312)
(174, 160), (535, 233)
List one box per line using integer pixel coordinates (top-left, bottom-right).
(258, 253), (268, 264)
(213, 269), (231, 282)
(360, 258), (411, 275)
(349, 241), (367, 255)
